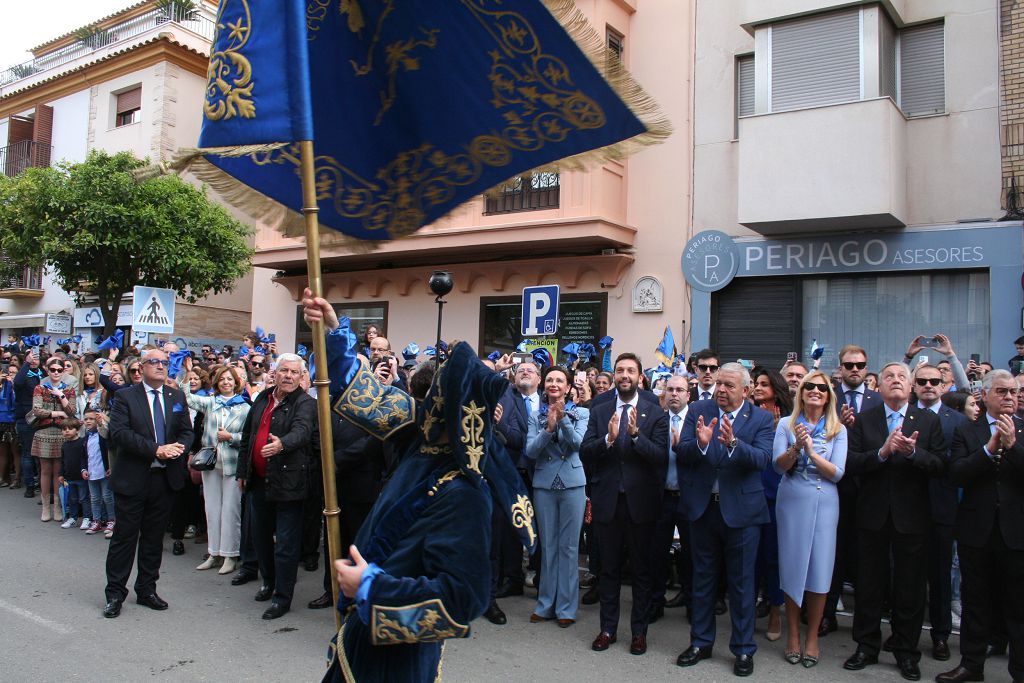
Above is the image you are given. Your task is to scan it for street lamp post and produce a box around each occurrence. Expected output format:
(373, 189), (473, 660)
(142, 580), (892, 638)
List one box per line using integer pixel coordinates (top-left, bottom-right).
(428, 271), (453, 356)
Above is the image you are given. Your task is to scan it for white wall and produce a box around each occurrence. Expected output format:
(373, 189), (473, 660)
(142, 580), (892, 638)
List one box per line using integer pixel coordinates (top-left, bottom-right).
(48, 89), (89, 164)
(0, 118), (8, 146)
(90, 65), (156, 160)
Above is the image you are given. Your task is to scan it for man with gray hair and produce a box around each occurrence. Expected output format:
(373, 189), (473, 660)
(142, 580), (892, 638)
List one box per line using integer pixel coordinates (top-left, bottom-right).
(843, 362), (947, 681)
(236, 352), (317, 620)
(676, 362), (774, 677)
(937, 369), (1024, 683)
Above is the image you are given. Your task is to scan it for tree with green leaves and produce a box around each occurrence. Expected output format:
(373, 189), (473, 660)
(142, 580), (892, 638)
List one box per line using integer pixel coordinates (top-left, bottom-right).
(0, 150), (254, 337)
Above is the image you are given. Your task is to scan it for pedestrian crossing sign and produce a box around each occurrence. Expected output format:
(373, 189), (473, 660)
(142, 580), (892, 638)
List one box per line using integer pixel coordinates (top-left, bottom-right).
(132, 286), (176, 333)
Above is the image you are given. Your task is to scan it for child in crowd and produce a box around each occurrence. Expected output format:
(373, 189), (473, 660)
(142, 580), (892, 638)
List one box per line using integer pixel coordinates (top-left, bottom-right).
(81, 409), (114, 538)
(58, 418), (90, 529)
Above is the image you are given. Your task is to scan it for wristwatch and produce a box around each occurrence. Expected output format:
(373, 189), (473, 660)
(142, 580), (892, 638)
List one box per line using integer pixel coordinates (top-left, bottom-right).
(729, 437), (738, 449)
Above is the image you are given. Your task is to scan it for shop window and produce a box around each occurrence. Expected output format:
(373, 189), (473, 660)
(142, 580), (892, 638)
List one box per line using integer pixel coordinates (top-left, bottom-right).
(294, 302), (387, 353)
(479, 293), (607, 362)
(483, 173), (560, 214)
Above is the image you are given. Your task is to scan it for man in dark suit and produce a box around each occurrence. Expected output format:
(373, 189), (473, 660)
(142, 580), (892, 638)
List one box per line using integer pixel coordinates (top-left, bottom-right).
(103, 348), (193, 618)
(937, 369), (1024, 683)
(675, 362), (774, 678)
(913, 363), (966, 662)
(689, 349), (720, 403)
(581, 352), (667, 657)
(822, 343), (883, 635)
(842, 362), (946, 681)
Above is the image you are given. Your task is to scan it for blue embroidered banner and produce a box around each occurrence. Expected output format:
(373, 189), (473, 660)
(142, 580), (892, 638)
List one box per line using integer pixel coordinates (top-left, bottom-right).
(196, 0), (659, 242)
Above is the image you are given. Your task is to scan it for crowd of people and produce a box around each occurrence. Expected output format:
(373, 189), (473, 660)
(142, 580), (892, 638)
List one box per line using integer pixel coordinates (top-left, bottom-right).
(1, 326), (1022, 682)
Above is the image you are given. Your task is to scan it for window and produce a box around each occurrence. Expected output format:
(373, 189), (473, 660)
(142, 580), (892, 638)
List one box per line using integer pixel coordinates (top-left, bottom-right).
(880, 15), (897, 101)
(899, 22), (945, 116)
(115, 87), (141, 127)
(770, 9), (861, 112)
(483, 173), (560, 214)
(294, 301), (387, 351)
(736, 54), (755, 119)
(606, 26), (624, 64)
(479, 294), (607, 359)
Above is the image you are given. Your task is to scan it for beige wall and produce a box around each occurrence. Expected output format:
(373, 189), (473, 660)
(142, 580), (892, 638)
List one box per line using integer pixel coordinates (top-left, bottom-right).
(694, 0), (1002, 237)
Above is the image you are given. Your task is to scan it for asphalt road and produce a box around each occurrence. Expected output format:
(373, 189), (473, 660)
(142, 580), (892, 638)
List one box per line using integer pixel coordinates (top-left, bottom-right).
(0, 488), (985, 682)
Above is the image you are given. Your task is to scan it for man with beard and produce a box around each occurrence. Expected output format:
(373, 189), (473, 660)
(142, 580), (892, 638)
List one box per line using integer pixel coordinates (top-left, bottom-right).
(581, 353), (667, 656)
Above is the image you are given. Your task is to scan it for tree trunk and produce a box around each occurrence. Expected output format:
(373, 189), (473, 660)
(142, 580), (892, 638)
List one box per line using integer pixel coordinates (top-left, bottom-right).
(97, 291), (126, 340)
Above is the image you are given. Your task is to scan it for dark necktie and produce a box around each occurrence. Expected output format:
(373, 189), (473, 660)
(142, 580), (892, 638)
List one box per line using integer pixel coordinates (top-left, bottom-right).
(616, 404), (630, 447)
(151, 388), (166, 446)
(846, 390), (859, 414)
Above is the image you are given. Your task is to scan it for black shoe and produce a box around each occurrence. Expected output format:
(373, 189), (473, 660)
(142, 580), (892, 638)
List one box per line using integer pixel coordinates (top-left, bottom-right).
(172, 540), (185, 556)
(935, 665), (985, 683)
(843, 650), (878, 671)
(496, 581), (524, 598)
(734, 654), (754, 677)
(254, 585), (273, 602)
(102, 599), (122, 618)
(484, 602), (506, 625)
(665, 591), (689, 608)
(308, 592), (333, 609)
(986, 642), (1007, 657)
(231, 571), (258, 586)
(136, 593), (169, 610)
(714, 597), (727, 615)
(647, 604), (665, 624)
(23, 487), (34, 498)
(896, 657), (921, 681)
(302, 556), (318, 572)
(818, 615), (837, 637)
(883, 635), (896, 652)
(755, 598), (770, 618)
(933, 639), (951, 661)
(581, 586), (600, 605)
(262, 602), (289, 620)
(579, 573), (597, 588)
(676, 646), (713, 667)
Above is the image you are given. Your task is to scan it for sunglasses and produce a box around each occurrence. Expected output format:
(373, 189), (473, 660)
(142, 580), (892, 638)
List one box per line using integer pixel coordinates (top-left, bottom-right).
(842, 362), (867, 370)
(802, 382), (830, 393)
(697, 364), (719, 373)
(250, 361), (265, 368)
(143, 359), (170, 367)
(915, 378), (942, 387)
(129, 367), (142, 374)
(47, 366), (63, 373)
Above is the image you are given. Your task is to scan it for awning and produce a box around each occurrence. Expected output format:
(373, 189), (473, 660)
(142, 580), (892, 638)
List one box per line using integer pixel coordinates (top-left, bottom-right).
(0, 313), (47, 329)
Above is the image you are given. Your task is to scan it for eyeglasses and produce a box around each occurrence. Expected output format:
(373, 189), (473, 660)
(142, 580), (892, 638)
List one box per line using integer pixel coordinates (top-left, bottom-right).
(697, 364), (719, 373)
(915, 378), (942, 387)
(991, 387), (1020, 397)
(129, 367), (142, 374)
(143, 359), (170, 367)
(250, 361), (265, 368)
(664, 387), (687, 393)
(842, 362), (867, 371)
(802, 382), (830, 393)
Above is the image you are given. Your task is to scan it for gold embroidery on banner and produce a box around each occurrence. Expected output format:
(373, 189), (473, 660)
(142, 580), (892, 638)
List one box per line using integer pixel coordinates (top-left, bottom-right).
(306, 0), (332, 39)
(511, 493), (536, 546)
(250, 0), (610, 239)
(459, 401), (486, 474)
(205, 0), (256, 121)
(332, 356), (414, 440)
(371, 598), (468, 645)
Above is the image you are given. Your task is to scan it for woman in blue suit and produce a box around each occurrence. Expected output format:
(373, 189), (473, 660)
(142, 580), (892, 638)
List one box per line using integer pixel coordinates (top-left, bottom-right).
(773, 370), (847, 668)
(526, 365), (590, 627)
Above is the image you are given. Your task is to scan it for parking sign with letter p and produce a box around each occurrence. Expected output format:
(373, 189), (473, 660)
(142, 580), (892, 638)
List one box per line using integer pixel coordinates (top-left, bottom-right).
(521, 285), (559, 336)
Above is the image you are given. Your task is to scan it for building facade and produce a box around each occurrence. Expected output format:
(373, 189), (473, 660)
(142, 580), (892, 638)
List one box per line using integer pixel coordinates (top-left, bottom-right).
(689, 0), (1019, 370)
(0, 0), (252, 352)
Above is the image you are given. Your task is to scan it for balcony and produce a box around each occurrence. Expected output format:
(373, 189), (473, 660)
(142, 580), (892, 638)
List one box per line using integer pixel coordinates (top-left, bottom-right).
(1, 140), (51, 177)
(737, 98), (907, 234)
(0, 265), (44, 299)
(0, 4), (215, 93)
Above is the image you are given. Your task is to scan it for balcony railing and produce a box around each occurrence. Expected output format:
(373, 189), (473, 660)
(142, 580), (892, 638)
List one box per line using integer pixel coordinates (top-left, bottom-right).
(0, 140), (51, 177)
(484, 173), (561, 215)
(0, 7), (215, 87)
(0, 265), (44, 295)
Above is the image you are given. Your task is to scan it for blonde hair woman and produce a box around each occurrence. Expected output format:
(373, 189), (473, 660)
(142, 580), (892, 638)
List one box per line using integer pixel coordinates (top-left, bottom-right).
(772, 370), (847, 668)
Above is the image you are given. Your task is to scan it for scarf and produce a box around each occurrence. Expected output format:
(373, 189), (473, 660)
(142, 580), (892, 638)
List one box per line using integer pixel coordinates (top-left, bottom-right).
(215, 393), (247, 408)
(792, 413), (827, 474)
(26, 368), (42, 379)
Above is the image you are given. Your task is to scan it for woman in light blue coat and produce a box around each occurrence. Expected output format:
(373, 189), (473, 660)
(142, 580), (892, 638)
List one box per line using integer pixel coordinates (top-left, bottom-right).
(526, 365), (589, 626)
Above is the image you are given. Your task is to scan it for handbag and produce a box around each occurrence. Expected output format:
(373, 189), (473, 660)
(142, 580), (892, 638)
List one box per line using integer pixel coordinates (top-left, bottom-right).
(189, 446), (217, 471)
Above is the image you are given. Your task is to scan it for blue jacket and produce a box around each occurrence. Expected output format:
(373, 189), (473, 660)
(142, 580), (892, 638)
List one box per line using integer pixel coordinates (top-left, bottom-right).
(677, 399), (775, 528)
(0, 379), (15, 423)
(525, 404), (589, 490)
